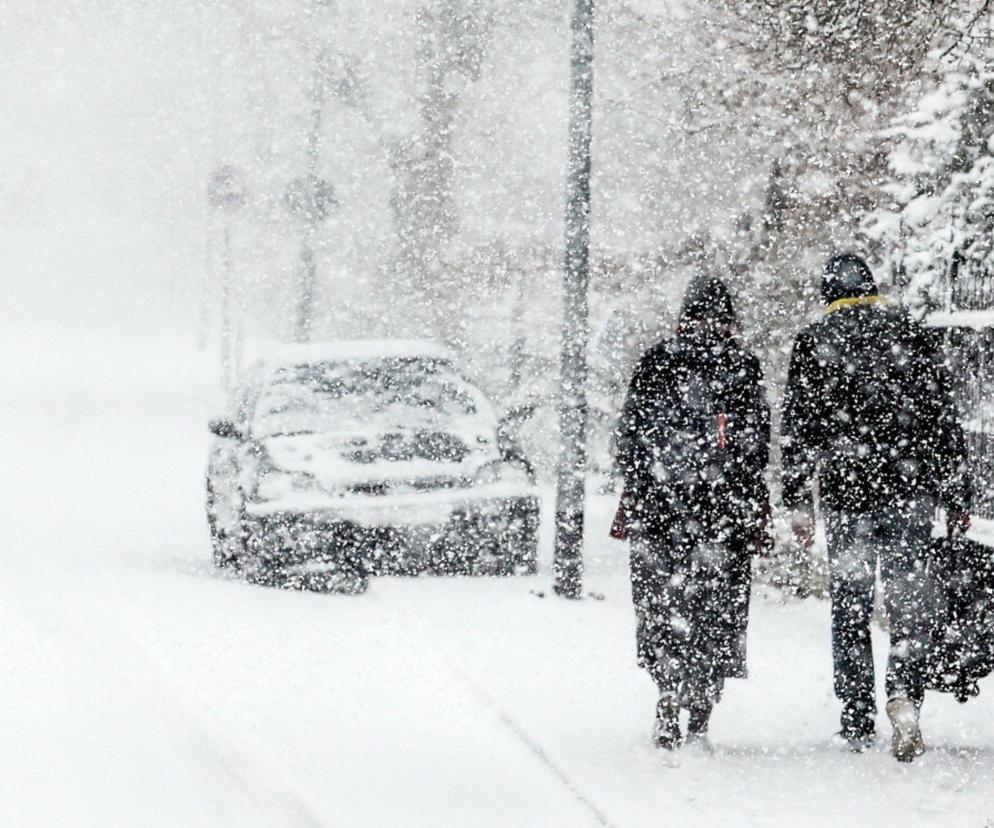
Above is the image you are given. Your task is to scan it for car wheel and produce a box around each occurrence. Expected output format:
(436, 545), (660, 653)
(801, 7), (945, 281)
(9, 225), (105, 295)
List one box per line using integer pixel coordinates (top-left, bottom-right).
(477, 498), (539, 576)
(206, 477), (245, 570)
(314, 568), (369, 595)
(244, 555), (369, 595)
(244, 556), (287, 588)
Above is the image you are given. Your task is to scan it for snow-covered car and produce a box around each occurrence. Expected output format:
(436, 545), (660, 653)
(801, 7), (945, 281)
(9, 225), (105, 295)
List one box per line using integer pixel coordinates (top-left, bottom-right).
(206, 341), (540, 592)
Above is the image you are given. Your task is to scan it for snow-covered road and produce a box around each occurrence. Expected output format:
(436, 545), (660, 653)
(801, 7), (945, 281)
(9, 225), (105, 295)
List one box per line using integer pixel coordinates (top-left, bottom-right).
(4, 327), (994, 827)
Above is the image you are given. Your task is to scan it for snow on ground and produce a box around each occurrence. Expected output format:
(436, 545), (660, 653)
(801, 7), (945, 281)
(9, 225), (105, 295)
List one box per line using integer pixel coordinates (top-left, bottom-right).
(971, 517), (994, 548)
(4, 324), (994, 827)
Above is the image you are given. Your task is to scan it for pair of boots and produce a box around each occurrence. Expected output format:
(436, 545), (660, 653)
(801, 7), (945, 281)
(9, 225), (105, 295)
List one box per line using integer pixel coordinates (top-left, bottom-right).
(653, 695), (711, 750)
(841, 697), (925, 762)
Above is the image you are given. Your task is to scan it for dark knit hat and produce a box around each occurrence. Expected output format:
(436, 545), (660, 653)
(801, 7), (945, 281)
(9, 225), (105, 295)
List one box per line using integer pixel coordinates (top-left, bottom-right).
(822, 253), (877, 305)
(680, 275), (736, 327)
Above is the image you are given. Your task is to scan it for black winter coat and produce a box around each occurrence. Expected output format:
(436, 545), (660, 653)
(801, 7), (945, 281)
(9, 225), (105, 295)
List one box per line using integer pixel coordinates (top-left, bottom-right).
(782, 299), (970, 514)
(616, 324), (770, 700)
(616, 327), (771, 542)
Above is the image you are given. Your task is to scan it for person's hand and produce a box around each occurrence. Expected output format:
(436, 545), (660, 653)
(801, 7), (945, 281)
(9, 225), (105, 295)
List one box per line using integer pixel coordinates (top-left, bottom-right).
(756, 523), (775, 557)
(790, 508), (816, 550)
(947, 511), (971, 537)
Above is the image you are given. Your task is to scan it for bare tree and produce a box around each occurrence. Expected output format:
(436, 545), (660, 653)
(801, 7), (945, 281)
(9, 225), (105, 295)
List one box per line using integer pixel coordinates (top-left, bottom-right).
(685, 1), (990, 359)
(386, 0), (495, 338)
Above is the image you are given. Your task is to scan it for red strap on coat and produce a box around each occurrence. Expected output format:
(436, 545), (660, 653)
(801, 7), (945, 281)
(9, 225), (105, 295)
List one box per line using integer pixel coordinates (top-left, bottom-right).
(610, 488), (630, 541)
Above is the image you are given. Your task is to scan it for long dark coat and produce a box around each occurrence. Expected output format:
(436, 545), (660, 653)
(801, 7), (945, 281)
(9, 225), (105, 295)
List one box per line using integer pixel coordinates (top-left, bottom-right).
(616, 309), (770, 705)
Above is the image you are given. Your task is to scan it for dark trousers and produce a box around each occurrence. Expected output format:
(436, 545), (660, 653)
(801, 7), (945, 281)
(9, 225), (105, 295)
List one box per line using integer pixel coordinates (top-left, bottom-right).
(823, 500), (934, 719)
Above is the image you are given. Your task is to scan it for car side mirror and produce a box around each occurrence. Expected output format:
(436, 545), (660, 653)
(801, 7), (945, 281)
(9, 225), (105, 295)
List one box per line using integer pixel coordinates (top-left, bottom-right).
(499, 404), (535, 429)
(209, 418), (243, 440)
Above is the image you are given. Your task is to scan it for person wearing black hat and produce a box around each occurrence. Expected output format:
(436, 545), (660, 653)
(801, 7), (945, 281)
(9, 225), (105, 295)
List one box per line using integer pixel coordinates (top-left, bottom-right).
(614, 275), (771, 749)
(782, 253), (971, 762)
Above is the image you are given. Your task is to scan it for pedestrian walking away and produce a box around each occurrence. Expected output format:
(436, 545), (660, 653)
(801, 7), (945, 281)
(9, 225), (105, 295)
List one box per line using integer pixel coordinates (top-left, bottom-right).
(781, 253), (972, 763)
(614, 275), (771, 751)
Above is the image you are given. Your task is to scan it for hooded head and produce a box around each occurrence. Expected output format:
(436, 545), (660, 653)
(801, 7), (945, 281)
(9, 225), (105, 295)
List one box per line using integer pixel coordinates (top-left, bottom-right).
(679, 275), (736, 329)
(822, 253), (877, 305)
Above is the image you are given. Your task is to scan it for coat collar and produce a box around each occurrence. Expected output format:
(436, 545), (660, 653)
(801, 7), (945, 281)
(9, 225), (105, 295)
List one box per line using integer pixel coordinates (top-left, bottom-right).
(825, 294), (892, 315)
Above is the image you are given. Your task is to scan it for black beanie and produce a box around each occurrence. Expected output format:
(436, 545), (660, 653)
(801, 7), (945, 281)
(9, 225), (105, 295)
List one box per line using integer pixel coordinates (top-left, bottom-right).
(822, 253), (877, 305)
(680, 275), (736, 327)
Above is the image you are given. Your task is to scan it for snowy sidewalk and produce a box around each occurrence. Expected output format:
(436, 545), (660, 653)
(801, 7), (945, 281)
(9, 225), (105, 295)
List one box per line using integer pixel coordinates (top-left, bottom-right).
(4, 330), (994, 827)
(6, 552), (994, 826)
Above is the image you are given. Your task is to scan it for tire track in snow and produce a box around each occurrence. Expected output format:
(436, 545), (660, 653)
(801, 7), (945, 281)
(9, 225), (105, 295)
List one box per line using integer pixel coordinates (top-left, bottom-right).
(3, 559), (330, 827)
(446, 661), (615, 827)
(388, 597), (615, 828)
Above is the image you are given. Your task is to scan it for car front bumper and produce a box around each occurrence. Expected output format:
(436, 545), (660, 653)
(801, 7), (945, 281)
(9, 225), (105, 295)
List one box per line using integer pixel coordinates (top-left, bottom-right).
(244, 493), (539, 577)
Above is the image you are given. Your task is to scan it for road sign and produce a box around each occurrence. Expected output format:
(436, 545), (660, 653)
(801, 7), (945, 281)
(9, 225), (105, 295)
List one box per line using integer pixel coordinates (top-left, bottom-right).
(207, 165), (248, 213)
(284, 175), (336, 223)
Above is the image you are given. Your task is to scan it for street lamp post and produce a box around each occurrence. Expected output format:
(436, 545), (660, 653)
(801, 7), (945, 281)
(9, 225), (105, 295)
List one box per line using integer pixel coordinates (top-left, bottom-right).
(207, 165), (248, 389)
(285, 48), (337, 343)
(553, 0), (594, 599)
(284, 173), (336, 343)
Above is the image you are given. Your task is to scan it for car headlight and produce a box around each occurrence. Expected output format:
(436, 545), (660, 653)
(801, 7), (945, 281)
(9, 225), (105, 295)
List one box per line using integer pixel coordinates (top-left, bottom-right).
(246, 445), (317, 502)
(473, 460), (531, 487)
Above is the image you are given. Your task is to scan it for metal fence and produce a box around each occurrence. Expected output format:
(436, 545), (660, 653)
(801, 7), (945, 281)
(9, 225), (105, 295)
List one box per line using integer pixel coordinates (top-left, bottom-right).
(944, 324), (994, 521)
(928, 255), (993, 520)
(966, 429), (994, 520)
(948, 256), (994, 311)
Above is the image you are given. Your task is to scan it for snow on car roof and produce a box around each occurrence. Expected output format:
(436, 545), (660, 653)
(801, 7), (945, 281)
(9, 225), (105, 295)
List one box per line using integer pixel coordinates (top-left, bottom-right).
(256, 340), (455, 370)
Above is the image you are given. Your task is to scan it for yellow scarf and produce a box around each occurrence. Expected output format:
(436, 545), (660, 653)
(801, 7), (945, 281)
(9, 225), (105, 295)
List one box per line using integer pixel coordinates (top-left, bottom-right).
(825, 294), (892, 315)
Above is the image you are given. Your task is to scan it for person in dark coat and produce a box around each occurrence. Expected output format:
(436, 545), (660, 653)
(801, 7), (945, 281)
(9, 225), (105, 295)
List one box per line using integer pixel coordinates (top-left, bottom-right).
(615, 275), (771, 749)
(782, 253), (971, 762)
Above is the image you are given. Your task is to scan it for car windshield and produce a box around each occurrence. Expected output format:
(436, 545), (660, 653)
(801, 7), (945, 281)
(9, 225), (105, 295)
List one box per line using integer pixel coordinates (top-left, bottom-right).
(253, 357), (479, 438)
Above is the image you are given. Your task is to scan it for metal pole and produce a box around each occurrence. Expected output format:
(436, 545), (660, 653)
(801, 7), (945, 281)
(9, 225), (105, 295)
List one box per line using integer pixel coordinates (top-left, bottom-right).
(510, 267), (525, 392)
(208, 165), (246, 385)
(553, 0), (594, 599)
(295, 231), (317, 343)
(220, 223), (233, 389)
(295, 48), (326, 343)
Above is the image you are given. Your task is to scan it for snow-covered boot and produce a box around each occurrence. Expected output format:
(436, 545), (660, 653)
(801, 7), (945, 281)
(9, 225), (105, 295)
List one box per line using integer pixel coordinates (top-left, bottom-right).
(886, 697), (925, 763)
(653, 695), (681, 750)
(683, 701), (714, 752)
(686, 701), (712, 742)
(839, 704), (875, 753)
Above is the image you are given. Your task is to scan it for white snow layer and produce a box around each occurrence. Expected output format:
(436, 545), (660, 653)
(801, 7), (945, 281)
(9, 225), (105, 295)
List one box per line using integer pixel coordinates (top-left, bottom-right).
(3, 5), (994, 822)
(250, 339), (455, 372)
(3, 325), (994, 828)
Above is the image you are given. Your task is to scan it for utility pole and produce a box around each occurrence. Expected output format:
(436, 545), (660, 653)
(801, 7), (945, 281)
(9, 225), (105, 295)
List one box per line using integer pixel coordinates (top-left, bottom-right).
(553, 0), (594, 599)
